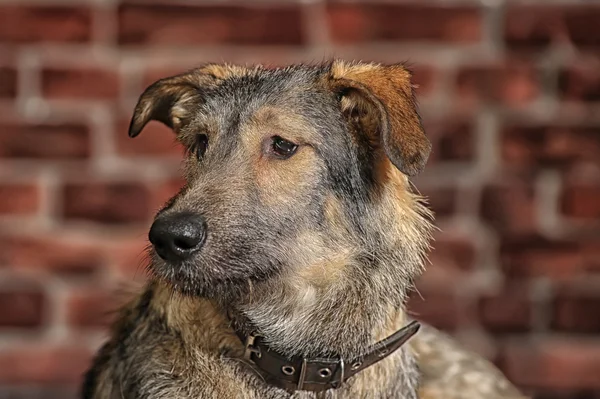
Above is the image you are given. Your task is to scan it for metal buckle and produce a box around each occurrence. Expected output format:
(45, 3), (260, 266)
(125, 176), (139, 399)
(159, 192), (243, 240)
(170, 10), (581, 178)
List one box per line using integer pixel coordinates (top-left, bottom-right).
(339, 358), (345, 388)
(243, 335), (262, 361)
(297, 358), (345, 391)
(331, 358), (345, 389)
(297, 358), (308, 390)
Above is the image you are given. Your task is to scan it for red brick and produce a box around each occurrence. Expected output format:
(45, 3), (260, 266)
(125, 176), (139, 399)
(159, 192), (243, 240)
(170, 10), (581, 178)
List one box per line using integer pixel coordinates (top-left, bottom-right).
(561, 184), (600, 219)
(559, 64), (600, 102)
(66, 287), (118, 328)
(481, 179), (536, 234)
(500, 235), (584, 279)
(118, 4), (303, 46)
(0, 6), (91, 43)
(409, 65), (436, 96)
(501, 125), (600, 170)
(456, 61), (539, 105)
(408, 288), (461, 331)
(479, 283), (532, 333)
(0, 122), (90, 159)
(429, 233), (476, 271)
(150, 178), (186, 212)
(62, 182), (151, 224)
(505, 6), (600, 50)
(418, 187), (457, 218)
(499, 338), (600, 390)
(41, 67), (119, 99)
(424, 120), (474, 164)
(0, 345), (92, 384)
(552, 282), (600, 333)
(0, 234), (104, 275)
(0, 287), (45, 328)
(116, 119), (184, 157)
(0, 67), (17, 98)
(419, 255), (467, 287)
(0, 183), (40, 215)
(142, 66), (199, 89)
(327, 4), (482, 44)
(108, 235), (151, 278)
(582, 239), (600, 273)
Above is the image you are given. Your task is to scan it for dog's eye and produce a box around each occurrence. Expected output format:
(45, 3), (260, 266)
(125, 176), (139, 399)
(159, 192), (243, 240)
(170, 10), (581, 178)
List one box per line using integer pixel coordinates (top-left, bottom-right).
(195, 134), (208, 160)
(271, 136), (298, 159)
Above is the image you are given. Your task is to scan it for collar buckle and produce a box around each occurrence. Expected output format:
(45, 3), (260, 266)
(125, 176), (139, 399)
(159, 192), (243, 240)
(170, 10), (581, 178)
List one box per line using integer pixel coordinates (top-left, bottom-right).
(337, 358), (345, 389)
(233, 316), (421, 394)
(297, 358), (308, 390)
(243, 334), (262, 361)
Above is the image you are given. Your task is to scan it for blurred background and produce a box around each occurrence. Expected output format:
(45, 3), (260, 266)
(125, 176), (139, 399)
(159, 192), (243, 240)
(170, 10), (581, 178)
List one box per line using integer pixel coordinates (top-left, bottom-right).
(0, 0), (599, 398)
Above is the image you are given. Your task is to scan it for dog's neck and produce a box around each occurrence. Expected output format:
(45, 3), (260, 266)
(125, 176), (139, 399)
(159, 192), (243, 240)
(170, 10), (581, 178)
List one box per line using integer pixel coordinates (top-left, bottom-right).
(151, 276), (411, 359)
(151, 279), (420, 398)
(227, 181), (433, 360)
(229, 272), (412, 360)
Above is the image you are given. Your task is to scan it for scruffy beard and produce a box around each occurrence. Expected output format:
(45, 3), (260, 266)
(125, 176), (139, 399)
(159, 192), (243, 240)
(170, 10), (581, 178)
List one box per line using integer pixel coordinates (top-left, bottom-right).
(148, 250), (283, 303)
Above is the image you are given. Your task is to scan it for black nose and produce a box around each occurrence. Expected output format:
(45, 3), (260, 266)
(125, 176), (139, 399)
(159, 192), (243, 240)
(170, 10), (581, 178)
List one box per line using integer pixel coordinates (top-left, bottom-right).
(149, 213), (207, 262)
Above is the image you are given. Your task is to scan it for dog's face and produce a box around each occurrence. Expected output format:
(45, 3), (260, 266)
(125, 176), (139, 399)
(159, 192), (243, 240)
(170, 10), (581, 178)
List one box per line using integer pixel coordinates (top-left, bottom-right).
(129, 61), (431, 301)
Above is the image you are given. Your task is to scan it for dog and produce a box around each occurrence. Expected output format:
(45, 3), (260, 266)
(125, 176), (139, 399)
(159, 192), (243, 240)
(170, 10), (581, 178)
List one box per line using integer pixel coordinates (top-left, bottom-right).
(82, 60), (525, 399)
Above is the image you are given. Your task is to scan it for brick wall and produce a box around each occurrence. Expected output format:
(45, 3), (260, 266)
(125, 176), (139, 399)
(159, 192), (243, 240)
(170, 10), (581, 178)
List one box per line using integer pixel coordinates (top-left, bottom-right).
(0, 0), (599, 398)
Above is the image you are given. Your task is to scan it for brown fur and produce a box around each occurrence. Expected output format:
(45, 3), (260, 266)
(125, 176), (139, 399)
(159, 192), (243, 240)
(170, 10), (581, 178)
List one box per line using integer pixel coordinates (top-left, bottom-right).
(329, 60), (431, 177)
(83, 60), (524, 399)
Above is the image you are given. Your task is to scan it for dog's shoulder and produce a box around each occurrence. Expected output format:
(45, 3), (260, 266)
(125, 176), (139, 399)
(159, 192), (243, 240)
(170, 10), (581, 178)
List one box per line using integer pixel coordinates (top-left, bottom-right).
(81, 286), (174, 399)
(411, 323), (527, 399)
(81, 284), (282, 399)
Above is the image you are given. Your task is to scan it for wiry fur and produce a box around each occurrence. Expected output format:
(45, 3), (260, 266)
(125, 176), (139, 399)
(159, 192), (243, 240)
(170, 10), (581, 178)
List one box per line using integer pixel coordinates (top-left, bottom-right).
(83, 60), (525, 399)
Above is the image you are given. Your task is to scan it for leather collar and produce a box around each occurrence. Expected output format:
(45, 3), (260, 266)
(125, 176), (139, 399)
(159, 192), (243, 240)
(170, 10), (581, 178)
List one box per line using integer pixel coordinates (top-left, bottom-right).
(232, 318), (420, 393)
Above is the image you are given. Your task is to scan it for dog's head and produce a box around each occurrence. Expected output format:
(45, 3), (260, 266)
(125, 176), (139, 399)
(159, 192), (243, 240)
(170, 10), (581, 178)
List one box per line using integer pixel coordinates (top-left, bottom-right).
(130, 61), (432, 302)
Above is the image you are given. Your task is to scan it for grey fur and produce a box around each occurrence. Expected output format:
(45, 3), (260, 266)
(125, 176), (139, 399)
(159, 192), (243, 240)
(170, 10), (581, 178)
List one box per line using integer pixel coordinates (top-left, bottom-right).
(83, 61), (524, 399)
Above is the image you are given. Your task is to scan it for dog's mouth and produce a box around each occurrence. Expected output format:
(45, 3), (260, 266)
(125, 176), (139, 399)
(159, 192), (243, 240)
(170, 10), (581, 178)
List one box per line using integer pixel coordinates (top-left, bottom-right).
(149, 258), (280, 300)
(149, 256), (216, 297)
(148, 239), (284, 300)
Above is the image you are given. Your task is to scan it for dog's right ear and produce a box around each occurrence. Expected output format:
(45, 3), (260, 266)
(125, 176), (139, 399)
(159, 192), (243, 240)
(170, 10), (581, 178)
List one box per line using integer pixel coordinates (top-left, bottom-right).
(326, 60), (431, 176)
(128, 64), (246, 138)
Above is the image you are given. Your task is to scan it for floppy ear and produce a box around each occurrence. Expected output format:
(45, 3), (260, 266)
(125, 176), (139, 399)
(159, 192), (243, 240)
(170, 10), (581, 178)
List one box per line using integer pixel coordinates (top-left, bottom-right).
(128, 64), (246, 138)
(327, 61), (431, 176)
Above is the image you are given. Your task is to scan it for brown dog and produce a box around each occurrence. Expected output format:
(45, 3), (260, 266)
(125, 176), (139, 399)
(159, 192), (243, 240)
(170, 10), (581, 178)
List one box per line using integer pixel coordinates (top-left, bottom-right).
(82, 60), (524, 399)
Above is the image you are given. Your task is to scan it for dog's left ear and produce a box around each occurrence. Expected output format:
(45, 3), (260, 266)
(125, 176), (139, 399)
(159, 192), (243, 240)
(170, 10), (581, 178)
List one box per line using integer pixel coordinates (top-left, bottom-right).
(327, 61), (431, 176)
(128, 64), (246, 138)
